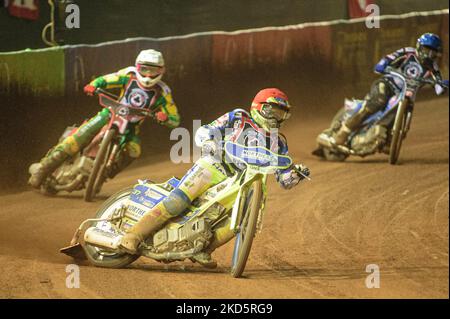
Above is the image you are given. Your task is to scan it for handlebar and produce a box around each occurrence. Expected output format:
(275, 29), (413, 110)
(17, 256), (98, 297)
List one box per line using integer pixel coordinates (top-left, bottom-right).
(95, 88), (153, 118)
(293, 165), (311, 181)
(384, 66), (446, 87)
(95, 88), (119, 100)
(440, 80), (449, 89)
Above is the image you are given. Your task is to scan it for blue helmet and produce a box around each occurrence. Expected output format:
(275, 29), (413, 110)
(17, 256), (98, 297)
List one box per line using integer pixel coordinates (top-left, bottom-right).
(416, 33), (442, 63)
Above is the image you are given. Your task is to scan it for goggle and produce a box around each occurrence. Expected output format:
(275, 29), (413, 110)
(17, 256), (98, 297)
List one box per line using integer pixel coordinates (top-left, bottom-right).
(420, 46), (441, 60)
(137, 64), (163, 78)
(260, 102), (291, 122)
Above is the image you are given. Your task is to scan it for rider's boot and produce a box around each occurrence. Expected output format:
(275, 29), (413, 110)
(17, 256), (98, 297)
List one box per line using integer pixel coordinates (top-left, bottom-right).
(121, 185), (203, 255)
(334, 79), (393, 146)
(120, 189), (192, 254)
(119, 204), (173, 254)
(191, 218), (235, 269)
(28, 150), (69, 189)
(333, 101), (372, 146)
(333, 123), (352, 146)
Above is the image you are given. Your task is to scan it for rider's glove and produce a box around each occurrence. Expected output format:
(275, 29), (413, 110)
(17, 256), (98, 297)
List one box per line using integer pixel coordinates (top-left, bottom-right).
(155, 111), (168, 123)
(84, 84), (97, 96)
(276, 164), (310, 190)
(435, 83), (446, 95)
(295, 164), (310, 181)
(435, 78), (448, 95)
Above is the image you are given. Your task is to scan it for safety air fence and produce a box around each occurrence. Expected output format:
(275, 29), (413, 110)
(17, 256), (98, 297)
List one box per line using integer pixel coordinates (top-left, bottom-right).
(0, 9), (448, 190)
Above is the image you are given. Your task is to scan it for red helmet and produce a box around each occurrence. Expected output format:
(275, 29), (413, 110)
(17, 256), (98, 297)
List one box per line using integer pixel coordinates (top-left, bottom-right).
(250, 88), (291, 130)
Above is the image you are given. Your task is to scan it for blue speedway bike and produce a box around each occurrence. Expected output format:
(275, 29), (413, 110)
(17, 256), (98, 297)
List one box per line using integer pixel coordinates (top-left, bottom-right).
(313, 67), (448, 164)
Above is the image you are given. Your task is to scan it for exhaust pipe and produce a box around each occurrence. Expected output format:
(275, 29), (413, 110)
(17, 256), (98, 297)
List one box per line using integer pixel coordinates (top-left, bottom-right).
(83, 227), (206, 261)
(84, 227), (123, 250)
(316, 133), (352, 155)
(53, 174), (84, 192)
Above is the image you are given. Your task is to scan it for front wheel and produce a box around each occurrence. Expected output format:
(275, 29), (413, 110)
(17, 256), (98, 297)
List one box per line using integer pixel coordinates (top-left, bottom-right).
(389, 101), (407, 165)
(82, 187), (139, 268)
(230, 179), (263, 278)
(85, 128), (116, 202)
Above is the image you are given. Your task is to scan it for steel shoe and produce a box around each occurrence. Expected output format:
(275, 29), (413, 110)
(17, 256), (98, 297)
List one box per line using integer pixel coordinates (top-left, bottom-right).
(190, 252), (217, 269)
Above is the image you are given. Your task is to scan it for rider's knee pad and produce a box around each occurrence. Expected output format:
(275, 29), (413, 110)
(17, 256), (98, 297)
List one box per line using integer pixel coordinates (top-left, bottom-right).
(57, 136), (80, 156)
(125, 141), (141, 158)
(162, 188), (191, 216)
(365, 80), (394, 114)
(344, 100), (373, 130)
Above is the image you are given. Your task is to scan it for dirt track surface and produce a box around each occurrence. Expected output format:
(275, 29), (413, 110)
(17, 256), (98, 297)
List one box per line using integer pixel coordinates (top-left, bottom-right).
(0, 98), (448, 299)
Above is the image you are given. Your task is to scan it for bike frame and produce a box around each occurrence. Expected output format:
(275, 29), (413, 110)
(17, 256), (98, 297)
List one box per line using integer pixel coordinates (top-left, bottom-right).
(83, 92), (151, 158)
(63, 141), (296, 265)
(344, 71), (409, 137)
(78, 142), (293, 238)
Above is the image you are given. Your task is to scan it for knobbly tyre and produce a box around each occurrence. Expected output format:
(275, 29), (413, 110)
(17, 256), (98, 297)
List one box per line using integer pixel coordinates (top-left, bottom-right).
(313, 67), (449, 164)
(29, 89), (153, 201)
(60, 139), (310, 278)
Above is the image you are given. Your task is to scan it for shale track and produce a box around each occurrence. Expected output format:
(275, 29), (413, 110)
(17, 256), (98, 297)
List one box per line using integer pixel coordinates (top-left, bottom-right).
(0, 98), (448, 298)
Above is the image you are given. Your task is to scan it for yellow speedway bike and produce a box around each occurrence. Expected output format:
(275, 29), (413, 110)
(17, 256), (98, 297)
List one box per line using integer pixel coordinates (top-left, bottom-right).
(61, 140), (309, 278)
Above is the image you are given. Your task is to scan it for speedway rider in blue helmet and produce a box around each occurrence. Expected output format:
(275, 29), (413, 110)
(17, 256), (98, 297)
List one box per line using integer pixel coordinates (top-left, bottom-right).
(333, 33), (449, 146)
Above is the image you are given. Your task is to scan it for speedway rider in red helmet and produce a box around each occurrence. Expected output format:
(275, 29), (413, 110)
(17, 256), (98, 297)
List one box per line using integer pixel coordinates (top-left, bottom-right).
(118, 88), (310, 268)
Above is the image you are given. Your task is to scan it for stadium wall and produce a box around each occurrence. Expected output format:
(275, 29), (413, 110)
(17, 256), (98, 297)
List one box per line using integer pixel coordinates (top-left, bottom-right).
(1, 0), (448, 52)
(0, 10), (448, 190)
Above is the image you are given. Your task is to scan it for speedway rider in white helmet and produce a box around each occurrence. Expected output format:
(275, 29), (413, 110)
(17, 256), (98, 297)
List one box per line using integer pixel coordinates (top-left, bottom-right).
(29, 49), (180, 189)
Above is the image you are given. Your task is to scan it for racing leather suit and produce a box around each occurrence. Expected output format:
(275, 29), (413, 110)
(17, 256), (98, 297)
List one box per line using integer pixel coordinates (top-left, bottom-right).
(29, 66), (180, 187)
(119, 109), (307, 262)
(335, 47), (446, 144)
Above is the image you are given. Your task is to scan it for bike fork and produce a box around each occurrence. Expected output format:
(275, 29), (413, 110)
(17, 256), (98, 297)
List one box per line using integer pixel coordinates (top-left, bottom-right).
(403, 110), (413, 138)
(106, 144), (120, 169)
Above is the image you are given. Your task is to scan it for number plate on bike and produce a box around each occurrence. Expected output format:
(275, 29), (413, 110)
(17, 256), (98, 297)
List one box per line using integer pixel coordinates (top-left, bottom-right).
(129, 183), (166, 209)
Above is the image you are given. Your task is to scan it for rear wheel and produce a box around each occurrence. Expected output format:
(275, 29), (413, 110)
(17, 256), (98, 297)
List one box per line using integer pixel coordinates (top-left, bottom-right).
(85, 128), (116, 202)
(230, 179), (263, 278)
(389, 101), (407, 165)
(82, 187), (139, 268)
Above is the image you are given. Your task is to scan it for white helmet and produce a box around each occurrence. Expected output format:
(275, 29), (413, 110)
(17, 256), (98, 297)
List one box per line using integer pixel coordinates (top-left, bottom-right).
(135, 49), (165, 88)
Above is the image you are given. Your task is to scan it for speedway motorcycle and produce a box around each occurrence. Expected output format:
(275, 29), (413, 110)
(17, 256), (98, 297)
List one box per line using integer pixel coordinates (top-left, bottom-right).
(61, 139), (310, 278)
(313, 67), (448, 164)
(29, 89), (152, 201)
